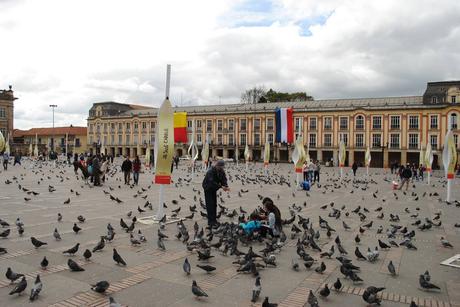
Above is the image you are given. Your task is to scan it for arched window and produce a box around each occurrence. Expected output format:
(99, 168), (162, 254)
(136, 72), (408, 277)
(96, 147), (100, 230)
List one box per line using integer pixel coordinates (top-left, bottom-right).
(355, 115), (364, 130)
(450, 113), (458, 130)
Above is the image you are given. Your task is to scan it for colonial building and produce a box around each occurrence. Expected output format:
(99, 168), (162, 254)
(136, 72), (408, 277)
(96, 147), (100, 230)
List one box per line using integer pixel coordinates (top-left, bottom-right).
(13, 126), (88, 155)
(87, 81), (460, 168)
(0, 85), (16, 140)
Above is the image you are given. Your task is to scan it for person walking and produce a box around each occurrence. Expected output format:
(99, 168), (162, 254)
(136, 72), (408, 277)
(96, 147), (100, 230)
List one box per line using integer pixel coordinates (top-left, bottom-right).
(2, 152), (9, 170)
(132, 156), (141, 185)
(121, 156), (132, 185)
(13, 152), (22, 166)
(100, 157), (109, 183)
(174, 156), (179, 170)
(398, 164), (412, 191)
(202, 160), (229, 229)
(92, 155), (101, 186)
(314, 160), (320, 182)
(302, 161), (309, 182)
(352, 162), (358, 176)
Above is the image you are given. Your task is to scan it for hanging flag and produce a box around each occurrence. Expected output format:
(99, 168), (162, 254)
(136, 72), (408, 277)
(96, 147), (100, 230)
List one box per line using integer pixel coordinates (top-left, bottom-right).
(442, 130), (458, 179)
(419, 148), (425, 167)
(338, 140), (346, 167)
(0, 130), (4, 152)
(4, 133), (10, 155)
(154, 99), (175, 184)
(202, 140), (210, 163)
(425, 143), (433, 171)
(263, 141), (270, 166)
(173, 112), (187, 143)
(292, 134), (306, 173)
(275, 108), (294, 143)
(365, 146), (371, 167)
(244, 144), (250, 162)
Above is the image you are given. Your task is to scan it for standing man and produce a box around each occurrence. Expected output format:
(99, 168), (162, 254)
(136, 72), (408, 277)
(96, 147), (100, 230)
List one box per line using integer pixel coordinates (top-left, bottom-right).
(2, 151), (9, 170)
(92, 155), (101, 186)
(174, 155), (179, 169)
(314, 160), (321, 183)
(121, 156), (132, 185)
(132, 156), (141, 185)
(13, 151), (22, 166)
(398, 164), (412, 191)
(352, 161), (358, 176)
(202, 160), (229, 229)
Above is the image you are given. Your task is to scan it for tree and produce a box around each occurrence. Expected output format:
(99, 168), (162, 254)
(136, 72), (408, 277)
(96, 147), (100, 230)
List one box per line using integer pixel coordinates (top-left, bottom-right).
(241, 86), (267, 104)
(265, 89), (313, 102)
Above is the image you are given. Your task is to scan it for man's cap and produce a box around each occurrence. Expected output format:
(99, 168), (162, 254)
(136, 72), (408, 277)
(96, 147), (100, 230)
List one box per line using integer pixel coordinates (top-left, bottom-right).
(216, 160), (225, 167)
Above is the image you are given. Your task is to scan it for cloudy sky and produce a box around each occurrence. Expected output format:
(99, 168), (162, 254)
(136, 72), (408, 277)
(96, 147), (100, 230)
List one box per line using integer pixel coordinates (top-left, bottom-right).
(2, 0), (460, 129)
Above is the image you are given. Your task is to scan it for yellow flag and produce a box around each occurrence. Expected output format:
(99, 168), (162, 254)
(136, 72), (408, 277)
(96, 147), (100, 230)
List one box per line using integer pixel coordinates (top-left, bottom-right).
(292, 135), (306, 173)
(244, 144), (250, 162)
(263, 141), (270, 166)
(154, 99), (174, 184)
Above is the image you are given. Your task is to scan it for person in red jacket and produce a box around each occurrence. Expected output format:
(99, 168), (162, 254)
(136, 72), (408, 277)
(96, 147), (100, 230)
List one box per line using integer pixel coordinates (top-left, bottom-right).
(132, 156), (141, 185)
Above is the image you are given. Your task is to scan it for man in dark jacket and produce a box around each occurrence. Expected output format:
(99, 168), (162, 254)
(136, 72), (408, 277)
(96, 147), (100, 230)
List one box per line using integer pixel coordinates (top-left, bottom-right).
(202, 160), (229, 228)
(121, 156), (132, 185)
(92, 156), (101, 186)
(399, 164), (412, 191)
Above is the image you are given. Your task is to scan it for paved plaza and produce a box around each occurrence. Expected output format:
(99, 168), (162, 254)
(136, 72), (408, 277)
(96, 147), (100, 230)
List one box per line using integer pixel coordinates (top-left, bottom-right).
(0, 159), (459, 307)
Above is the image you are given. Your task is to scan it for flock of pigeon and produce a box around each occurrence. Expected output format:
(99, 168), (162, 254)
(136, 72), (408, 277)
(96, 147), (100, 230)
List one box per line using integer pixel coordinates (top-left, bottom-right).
(0, 159), (459, 306)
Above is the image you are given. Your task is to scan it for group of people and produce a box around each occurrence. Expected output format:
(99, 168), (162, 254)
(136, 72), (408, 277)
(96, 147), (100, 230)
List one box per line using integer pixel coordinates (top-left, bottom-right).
(2, 151), (23, 170)
(397, 163), (426, 190)
(121, 156), (142, 185)
(73, 153), (111, 186)
(202, 159), (282, 237)
(302, 160), (321, 183)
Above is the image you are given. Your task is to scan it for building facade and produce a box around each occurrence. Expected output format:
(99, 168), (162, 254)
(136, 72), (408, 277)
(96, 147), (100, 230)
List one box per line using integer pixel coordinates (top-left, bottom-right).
(87, 81), (460, 168)
(13, 126), (88, 155)
(0, 86), (16, 140)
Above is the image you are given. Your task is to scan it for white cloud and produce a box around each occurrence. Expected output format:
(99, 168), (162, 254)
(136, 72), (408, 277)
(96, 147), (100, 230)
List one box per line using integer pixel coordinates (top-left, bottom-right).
(1, 0), (460, 129)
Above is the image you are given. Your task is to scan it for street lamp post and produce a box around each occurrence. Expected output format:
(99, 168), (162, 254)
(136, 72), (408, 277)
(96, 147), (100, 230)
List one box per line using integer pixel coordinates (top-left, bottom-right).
(49, 105), (57, 151)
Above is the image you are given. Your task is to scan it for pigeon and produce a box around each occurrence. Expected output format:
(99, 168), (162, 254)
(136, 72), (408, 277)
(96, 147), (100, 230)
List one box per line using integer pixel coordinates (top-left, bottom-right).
(113, 248), (127, 266)
(77, 215), (85, 223)
(73, 223), (82, 234)
(6, 267), (24, 283)
(192, 280), (208, 298)
(251, 276), (261, 303)
(109, 296), (122, 307)
(315, 262), (326, 274)
(262, 296), (278, 307)
(333, 278), (342, 291)
(29, 274), (42, 301)
(31, 237), (47, 248)
(91, 280), (110, 293)
(419, 274), (440, 291)
(183, 258), (191, 275)
(53, 228), (62, 240)
(0, 247), (6, 254)
(307, 290), (319, 307)
(440, 237), (453, 248)
(0, 228), (10, 238)
(319, 284), (330, 298)
(83, 249), (92, 261)
(157, 237), (166, 251)
(362, 286), (385, 305)
(57, 213), (63, 222)
(67, 259), (85, 272)
(63, 198), (70, 204)
(388, 260), (396, 275)
(9, 276), (27, 295)
(40, 256), (49, 270)
(92, 237), (105, 252)
(63, 243), (80, 255)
